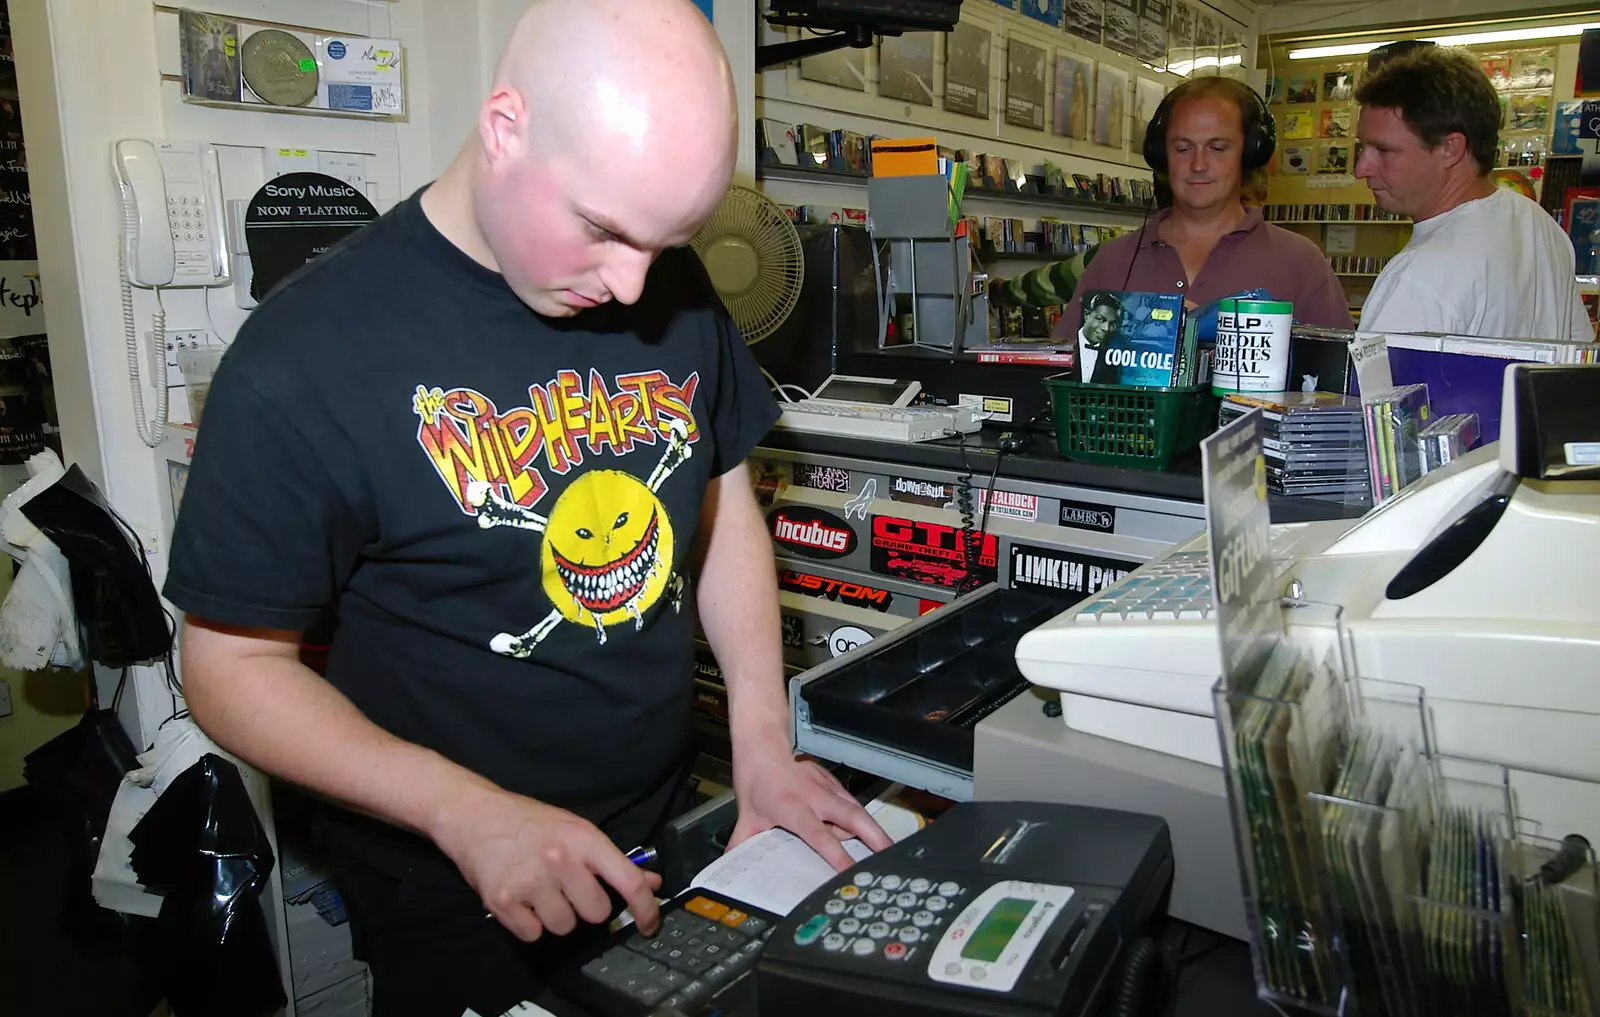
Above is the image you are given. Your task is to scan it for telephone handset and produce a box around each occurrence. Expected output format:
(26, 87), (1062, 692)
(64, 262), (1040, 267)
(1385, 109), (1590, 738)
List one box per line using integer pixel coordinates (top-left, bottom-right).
(113, 139), (230, 447)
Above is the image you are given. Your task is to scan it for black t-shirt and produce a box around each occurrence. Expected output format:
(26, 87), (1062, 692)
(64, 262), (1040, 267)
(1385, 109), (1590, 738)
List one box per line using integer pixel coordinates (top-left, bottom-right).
(163, 186), (779, 880)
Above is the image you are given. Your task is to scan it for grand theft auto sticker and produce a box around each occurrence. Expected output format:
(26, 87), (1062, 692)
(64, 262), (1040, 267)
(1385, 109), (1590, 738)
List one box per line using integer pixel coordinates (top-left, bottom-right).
(1008, 542), (1137, 600)
(767, 505), (857, 560)
(869, 515), (997, 590)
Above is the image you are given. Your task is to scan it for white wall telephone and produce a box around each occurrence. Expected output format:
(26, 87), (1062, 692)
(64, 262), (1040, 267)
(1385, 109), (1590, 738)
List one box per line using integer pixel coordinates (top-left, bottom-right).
(113, 139), (230, 446)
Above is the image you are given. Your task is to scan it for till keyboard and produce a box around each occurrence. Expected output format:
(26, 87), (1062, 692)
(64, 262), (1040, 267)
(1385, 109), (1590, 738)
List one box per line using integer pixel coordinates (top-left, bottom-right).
(774, 401), (979, 442)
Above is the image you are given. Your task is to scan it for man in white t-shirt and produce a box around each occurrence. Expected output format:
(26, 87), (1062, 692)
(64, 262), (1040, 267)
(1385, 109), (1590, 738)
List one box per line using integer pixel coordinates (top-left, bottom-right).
(1354, 47), (1594, 343)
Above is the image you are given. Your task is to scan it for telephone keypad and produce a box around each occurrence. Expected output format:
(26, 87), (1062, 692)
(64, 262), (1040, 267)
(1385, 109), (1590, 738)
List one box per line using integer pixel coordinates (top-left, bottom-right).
(797, 874), (967, 964)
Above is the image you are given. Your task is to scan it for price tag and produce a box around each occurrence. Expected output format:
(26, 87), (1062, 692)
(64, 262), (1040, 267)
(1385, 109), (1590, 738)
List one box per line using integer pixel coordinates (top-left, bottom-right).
(1349, 332), (1393, 394)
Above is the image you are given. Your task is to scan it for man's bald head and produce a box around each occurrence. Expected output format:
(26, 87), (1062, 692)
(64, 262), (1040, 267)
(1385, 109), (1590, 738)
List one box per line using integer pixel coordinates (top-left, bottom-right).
(466, 0), (737, 316)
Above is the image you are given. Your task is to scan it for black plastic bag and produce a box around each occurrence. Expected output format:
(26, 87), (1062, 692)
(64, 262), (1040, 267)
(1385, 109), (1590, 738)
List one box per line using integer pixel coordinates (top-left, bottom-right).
(128, 753), (286, 1017)
(19, 463), (172, 667)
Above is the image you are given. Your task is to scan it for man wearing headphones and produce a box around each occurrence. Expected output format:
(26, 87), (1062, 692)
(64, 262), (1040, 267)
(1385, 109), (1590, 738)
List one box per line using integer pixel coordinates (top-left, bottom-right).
(1055, 77), (1353, 351)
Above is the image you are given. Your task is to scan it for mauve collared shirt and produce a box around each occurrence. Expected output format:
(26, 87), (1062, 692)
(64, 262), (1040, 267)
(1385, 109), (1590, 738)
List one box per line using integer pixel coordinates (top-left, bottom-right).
(1055, 207), (1355, 341)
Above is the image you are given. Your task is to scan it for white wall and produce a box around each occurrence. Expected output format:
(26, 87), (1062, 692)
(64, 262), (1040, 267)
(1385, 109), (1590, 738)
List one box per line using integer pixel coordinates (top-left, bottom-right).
(13, 0), (450, 748)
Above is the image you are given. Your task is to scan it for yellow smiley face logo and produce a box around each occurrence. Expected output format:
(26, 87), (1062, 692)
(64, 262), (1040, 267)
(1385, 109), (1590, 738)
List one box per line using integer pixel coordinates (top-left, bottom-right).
(540, 470), (676, 628)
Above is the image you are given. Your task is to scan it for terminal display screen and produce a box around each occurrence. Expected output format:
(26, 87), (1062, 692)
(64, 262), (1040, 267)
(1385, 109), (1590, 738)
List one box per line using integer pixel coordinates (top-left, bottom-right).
(813, 378), (909, 404)
(960, 897), (1035, 963)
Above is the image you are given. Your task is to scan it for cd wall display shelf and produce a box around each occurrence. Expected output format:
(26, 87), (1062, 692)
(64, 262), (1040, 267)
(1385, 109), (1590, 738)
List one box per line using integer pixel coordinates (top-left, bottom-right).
(764, 0), (1252, 180)
(175, 8), (405, 121)
(756, 163), (1151, 220)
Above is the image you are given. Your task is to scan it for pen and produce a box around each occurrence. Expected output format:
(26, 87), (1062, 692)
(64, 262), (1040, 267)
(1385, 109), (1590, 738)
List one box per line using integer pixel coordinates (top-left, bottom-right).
(485, 844), (658, 920)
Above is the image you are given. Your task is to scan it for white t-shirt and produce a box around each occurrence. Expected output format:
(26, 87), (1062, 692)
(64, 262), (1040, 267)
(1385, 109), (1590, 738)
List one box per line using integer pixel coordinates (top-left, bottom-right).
(1361, 187), (1594, 343)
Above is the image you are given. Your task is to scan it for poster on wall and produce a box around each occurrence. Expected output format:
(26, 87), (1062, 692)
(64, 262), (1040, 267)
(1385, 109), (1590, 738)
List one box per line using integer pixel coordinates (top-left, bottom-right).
(1138, 0), (1169, 67)
(1131, 77), (1166, 155)
(1168, 1), (1193, 66)
(1138, 15), (1168, 69)
(800, 46), (867, 91)
(1094, 62), (1129, 149)
(1006, 38), (1049, 130)
(1020, 0), (1063, 28)
(1102, 0), (1138, 56)
(1053, 52), (1095, 139)
(879, 32), (935, 105)
(0, 260), (43, 338)
(1286, 74), (1316, 103)
(1281, 145), (1312, 174)
(1195, 13), (1218, 73)
(1512, 49), (1556, 89)
(944, 21), (992, 118)
(1063, 0), (1103, 44)
(0, 98), (33, 262)
(0, 334), (49, 464)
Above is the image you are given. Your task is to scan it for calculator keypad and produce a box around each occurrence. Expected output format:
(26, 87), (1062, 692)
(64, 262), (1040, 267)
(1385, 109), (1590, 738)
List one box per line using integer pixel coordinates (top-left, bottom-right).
(581, 894), (773, 1010)
(787, 873), (967, 966)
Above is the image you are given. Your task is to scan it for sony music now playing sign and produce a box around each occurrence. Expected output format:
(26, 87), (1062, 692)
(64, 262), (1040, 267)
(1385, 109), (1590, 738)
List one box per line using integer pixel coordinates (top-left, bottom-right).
(244, 172), (377, 301)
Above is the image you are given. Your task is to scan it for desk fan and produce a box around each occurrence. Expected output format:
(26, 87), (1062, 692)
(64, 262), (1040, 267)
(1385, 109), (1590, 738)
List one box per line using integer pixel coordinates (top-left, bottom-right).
(691, 185), (804, 343)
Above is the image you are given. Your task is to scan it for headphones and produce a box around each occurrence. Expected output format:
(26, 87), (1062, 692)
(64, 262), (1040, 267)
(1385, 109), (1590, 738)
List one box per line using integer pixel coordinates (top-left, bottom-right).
(1142, 80), (1276, 175)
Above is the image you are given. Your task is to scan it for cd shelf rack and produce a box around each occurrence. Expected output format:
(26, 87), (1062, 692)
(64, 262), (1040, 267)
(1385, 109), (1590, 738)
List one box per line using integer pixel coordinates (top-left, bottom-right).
(170, 7), (407, 123)
(1214, 601), (1599, 1017)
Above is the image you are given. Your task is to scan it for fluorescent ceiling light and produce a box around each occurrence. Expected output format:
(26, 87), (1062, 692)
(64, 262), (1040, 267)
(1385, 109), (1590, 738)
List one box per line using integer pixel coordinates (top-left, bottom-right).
(1289, 21), (1600, 59)
(1168, 54), (1240, 75)
(1430, 22), (1600, 46)
(1288, 41), (1391, 60)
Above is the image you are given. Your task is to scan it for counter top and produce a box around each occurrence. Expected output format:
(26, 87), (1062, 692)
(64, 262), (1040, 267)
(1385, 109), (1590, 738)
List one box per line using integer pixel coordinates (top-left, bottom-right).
(756, 428), (1368, 525)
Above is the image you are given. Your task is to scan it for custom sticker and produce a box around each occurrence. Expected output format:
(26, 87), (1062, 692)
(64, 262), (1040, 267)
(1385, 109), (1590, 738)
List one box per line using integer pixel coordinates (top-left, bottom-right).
(792, 463), (852, 493)
(1058, 499), (1116, 533)
(869, 515), (997, 590)
(1008, 542), (1136, 598)
(767, 505), (857, 560)
(779, 570), (893, 612)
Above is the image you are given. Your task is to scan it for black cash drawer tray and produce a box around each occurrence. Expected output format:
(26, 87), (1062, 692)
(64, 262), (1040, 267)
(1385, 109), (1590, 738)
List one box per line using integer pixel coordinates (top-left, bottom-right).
(798, 588), (1063, 771)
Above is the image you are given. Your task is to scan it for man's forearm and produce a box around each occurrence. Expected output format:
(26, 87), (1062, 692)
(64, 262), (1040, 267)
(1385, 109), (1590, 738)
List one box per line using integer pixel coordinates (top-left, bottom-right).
(694, 471), (790, 756)
(181, 625), (497, 842)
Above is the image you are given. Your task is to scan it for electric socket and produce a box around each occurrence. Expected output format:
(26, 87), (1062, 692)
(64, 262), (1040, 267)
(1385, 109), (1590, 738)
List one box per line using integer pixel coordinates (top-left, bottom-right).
(164, 330), (211, 388)
(0, 679), (11, 718)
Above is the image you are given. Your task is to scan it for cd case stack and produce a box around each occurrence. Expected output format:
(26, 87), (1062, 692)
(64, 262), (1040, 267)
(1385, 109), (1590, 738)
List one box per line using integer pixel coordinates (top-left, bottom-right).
(179, 8), (404, 116)
(1362, 384), (1432, 504)
(1220, 391), (1371, 502)
(1418, 412), (1482, 475)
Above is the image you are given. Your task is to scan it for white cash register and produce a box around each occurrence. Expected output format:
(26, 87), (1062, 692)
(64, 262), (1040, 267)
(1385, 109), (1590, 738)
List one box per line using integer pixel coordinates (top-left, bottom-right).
(1015, 363), (1600, 842)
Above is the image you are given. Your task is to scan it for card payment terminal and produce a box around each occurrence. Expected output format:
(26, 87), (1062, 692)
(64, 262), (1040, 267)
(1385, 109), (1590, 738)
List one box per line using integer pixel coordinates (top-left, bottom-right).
(756, 801), (1173, 1017)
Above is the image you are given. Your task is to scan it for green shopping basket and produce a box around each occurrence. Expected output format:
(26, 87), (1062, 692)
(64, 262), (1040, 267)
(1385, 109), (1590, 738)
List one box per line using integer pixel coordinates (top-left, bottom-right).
(1041, 374), (1219, 470)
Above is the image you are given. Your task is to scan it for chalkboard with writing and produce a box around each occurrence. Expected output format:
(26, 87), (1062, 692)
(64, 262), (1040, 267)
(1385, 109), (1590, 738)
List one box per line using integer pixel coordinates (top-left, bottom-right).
(0, 97), (32, 261)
